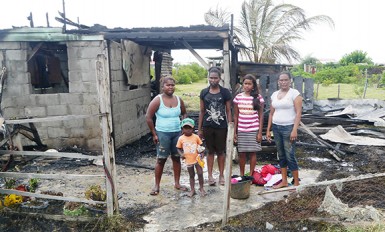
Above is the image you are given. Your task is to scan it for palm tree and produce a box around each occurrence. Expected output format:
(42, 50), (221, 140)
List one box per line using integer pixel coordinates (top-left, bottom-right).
(205, 0), (334, 64)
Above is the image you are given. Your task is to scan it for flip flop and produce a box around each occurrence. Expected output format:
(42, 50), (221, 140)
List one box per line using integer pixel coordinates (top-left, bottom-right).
(174, 186), (188, 191)
(150, 190), (159, 196)
(208, 179), (216, 186)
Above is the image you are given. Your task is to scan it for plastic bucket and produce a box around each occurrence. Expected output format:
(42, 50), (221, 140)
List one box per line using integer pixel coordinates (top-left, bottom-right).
(230, 181), (251, 199)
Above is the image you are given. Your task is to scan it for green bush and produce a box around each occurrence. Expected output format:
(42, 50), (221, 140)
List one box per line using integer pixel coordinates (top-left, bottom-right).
(314, 65), (361, 84)
(173, 63), (207, 84)
(174, 69), (193, 84)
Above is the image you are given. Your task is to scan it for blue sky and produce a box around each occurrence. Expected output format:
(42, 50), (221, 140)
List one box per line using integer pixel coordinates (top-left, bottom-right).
(1, 0), (383, 64)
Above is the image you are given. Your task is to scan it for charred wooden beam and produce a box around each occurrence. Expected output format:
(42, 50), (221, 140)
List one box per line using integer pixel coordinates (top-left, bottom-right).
(299, 121), (343, 161)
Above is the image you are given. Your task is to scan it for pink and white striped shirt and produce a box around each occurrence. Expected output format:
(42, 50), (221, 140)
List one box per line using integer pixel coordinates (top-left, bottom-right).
(233, 93), (265, 132)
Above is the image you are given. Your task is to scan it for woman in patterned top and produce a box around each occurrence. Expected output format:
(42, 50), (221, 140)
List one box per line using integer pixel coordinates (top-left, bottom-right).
(198, 67), (232, 186)
(233, 74), (265, 176)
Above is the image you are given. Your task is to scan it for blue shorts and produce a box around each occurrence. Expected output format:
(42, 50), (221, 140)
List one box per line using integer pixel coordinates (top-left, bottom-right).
(156, 130), (181, 159)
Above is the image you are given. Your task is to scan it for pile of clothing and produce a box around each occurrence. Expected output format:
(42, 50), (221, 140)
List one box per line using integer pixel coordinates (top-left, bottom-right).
(252, 164), (282, 188)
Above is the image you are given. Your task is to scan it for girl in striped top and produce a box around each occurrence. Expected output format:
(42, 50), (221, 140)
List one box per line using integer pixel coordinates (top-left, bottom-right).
(233, 74), (265, 176)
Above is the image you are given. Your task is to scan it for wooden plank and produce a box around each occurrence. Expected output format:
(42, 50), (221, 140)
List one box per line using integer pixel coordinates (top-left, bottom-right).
(27, 42), (43, 62)
(222, 122), (234, 227)
(259, 172), (385, 195)
(181, 39), (209, 70)
(0, 150), (103, 160)
(258, 186), (297, 195)
(299, 121), (344, 160)
(3, 211), (93, 222)
(96, 54), (119, 216)
(222, 38), (231, 89)
(4, 114), (103, 124)
(0, 188), (106, 205)
(0, 172), (105, 180)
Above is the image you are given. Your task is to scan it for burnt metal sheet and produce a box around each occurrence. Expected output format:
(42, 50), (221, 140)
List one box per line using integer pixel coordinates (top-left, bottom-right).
(320, 125), (385, 146)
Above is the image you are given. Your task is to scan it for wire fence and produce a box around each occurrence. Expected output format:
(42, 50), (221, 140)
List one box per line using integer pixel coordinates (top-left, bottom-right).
(229, 173), (385, 231)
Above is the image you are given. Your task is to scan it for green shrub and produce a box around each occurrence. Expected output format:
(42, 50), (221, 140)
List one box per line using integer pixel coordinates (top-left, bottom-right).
(173, 63), (206, 84)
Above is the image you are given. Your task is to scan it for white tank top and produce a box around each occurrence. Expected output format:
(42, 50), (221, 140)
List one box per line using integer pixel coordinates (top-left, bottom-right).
(271, 88), (300, 125)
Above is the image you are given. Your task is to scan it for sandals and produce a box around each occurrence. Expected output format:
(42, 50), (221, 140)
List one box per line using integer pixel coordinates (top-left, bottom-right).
(150, 189), (159, 196)
(208, 179), (216, 186)
(174, 185), (189, 191)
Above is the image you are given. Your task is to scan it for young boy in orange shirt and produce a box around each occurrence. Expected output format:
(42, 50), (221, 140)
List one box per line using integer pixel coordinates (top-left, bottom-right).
(176, 118), (206, 197)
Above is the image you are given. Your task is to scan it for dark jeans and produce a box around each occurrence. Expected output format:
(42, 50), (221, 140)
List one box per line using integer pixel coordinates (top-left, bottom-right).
(272, 124), (298, 171)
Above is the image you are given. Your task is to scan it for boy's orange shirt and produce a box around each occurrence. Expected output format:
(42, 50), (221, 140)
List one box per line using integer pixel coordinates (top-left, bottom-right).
(176, 134), (203, 165)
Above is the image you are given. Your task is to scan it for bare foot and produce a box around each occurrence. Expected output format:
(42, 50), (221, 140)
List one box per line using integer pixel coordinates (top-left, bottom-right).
(188, 190), (196, 197)
(273, 182), (288, 189)
(199, 189), (206, 197)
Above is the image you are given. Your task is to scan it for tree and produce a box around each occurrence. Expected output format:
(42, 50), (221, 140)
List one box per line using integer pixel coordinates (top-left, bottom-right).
(173, 63), (207, 84)
(205, 0), (334, 64)
(339, 50), (373, 66)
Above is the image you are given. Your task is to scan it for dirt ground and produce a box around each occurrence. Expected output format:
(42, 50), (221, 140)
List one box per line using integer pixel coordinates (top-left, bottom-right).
(1, 116), (385, 231)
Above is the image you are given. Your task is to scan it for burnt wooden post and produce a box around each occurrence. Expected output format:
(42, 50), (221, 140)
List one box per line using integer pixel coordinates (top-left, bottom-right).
(294, 76), (303, 96)
(153, 51), (162, 95)
(259, 74), (269, 108)
(303, 78), (314, 112)
(96, 54), (119, 215)
(230, 48), (238, 94)
(223, 38), (231, 89)
(222, 122), (234, 227)
(268, 74), (279, 99)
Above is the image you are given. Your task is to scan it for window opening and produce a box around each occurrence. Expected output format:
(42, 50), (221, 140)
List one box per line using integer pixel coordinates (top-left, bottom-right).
(28, 42), (69, 94)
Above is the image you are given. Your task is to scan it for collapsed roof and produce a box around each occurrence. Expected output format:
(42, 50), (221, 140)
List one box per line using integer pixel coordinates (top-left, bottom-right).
(0, 24), (231, 51)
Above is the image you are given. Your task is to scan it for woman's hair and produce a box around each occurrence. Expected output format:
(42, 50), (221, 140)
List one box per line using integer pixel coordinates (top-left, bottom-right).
(208, 66), (222, 77)
(243, 74), (261, 111)
(279, 71), (293, 80)
(160, 75), (176, 86)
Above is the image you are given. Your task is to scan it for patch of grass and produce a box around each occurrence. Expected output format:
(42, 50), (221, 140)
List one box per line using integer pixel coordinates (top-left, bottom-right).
(174, 79), (207, 112)
(175, 81), (385, 112)
(314, 83), (385, 100)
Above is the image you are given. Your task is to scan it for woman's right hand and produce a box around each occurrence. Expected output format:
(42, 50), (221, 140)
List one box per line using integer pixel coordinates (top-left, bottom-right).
(233, 133), (238, 144)
(198, 130), (203, 139)
(266, 131), (272, 143)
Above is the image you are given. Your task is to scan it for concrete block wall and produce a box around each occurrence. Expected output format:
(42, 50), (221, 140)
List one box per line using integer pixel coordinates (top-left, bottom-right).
(109, 41), (151, 148)
(1, 41), (105, 151)
(1, 39), (151, 151)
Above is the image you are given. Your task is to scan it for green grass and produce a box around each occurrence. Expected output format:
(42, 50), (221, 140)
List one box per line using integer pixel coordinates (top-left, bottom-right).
(314, 83), (385, 100)
(175, 78), (207, 112)
(175, 81), (385, 112)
